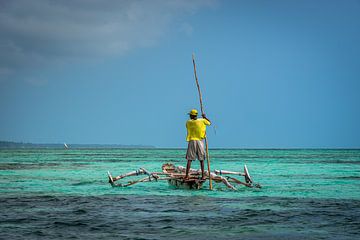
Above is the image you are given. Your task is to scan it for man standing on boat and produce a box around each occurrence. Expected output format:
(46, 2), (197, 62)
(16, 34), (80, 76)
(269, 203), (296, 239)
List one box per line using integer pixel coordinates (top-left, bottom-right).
(185, 109), (211, 180)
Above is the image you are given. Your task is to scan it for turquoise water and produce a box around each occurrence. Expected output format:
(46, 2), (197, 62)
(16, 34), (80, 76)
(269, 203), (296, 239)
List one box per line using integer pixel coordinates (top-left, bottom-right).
(1, 148), (360, 239)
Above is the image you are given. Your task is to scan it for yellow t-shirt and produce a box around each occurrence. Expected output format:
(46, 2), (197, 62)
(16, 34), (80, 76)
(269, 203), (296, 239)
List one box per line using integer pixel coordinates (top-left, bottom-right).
(186, 118), (211, 141)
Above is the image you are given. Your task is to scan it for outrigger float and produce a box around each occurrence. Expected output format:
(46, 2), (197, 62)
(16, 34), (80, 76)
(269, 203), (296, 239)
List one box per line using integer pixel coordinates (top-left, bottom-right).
(107, 163), (261, 190)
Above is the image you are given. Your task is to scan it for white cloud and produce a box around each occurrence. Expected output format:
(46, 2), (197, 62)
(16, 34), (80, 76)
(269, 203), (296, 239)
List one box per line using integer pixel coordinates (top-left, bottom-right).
(0, 0), (217, 74)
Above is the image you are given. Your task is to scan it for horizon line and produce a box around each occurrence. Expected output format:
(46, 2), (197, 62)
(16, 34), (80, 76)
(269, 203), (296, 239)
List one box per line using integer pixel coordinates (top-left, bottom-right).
(0, 140), (359, 150)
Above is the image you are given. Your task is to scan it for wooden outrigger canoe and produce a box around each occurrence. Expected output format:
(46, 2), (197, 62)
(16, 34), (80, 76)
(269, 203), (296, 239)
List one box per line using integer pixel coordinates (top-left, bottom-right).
(106, 56), (262, 191)
(107, 163), (261, 190)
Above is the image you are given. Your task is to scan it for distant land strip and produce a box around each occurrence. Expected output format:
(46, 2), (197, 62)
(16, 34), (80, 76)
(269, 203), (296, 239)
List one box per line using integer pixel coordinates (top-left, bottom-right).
(0, 141), (155, 149)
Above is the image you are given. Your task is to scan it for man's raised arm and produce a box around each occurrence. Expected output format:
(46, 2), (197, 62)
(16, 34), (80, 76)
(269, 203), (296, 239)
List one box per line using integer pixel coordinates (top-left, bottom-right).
(202, 113), (211, 125)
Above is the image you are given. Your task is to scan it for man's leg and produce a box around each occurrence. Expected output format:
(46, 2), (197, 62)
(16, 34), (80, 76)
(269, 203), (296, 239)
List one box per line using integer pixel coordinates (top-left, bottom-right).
(185, 141), (195, 180)
(198, 140), (206, 179)
(185, 160), (192, 179)
(200, 160), (205, 180)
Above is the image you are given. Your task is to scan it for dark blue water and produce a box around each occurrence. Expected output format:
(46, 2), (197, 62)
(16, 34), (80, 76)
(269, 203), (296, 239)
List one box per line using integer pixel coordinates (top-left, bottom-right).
(1, 195), (359, 239)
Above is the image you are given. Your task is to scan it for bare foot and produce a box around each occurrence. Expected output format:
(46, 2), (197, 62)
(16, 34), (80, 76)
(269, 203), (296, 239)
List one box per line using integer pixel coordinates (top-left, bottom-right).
(201, 176), (206, 180)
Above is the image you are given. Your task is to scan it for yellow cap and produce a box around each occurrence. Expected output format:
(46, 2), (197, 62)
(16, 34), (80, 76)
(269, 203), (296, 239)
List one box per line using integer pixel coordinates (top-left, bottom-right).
(189, 109), (198, 116)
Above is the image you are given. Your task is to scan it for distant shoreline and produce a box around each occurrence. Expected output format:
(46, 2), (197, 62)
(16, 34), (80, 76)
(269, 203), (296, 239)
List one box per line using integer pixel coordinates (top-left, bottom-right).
(0, 141), (155, 149)
(0, 141), (359, 150)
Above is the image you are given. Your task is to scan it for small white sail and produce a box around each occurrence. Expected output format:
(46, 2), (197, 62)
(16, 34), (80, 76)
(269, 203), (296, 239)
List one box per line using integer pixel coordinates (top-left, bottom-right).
(64, 143), (69, 149)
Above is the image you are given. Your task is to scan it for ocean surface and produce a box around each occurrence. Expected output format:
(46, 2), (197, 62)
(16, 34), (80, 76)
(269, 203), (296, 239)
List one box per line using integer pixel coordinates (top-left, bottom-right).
(0, 148), (359, 239)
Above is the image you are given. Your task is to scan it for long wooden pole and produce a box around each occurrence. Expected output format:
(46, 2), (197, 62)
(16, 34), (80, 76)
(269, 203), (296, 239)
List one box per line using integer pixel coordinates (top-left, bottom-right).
(192, 53), (213, 190)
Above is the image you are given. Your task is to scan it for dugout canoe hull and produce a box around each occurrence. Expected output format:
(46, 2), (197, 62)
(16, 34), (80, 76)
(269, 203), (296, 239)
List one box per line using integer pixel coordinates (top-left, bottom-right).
(167, 178), (205, 190)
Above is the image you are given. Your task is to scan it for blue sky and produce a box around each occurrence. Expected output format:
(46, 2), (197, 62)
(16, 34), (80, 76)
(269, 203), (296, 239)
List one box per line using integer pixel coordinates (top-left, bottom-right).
(1, 0), (359, 148)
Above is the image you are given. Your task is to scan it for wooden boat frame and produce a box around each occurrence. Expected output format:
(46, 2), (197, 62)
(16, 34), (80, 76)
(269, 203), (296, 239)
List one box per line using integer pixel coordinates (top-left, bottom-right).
(107, 163), (261, 190)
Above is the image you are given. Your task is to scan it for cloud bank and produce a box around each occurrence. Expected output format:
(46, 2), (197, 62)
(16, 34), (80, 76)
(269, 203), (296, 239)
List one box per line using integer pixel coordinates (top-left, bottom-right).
(0, 0), (216, 78)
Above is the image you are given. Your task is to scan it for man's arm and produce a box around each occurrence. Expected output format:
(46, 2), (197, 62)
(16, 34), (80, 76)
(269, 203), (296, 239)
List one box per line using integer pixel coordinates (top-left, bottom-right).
(202, 113), (211, 125)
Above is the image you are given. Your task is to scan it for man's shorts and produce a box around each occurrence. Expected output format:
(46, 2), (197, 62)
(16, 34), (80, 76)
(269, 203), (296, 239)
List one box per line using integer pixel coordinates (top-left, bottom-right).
(186, 140), (205, 161)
